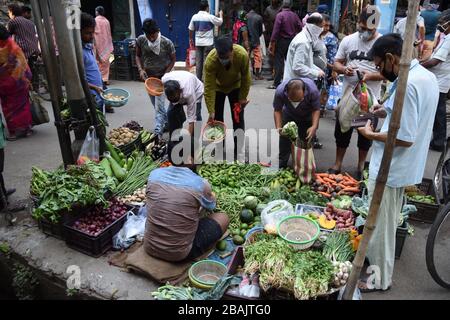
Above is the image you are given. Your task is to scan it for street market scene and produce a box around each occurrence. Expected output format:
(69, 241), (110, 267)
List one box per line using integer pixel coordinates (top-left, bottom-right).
(0, 0), (450, 303)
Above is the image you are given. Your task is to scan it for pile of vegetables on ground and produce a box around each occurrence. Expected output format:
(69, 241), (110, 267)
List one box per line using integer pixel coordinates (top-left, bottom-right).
(69, 199), (130, 237)
(204, 123), (225, 141)
(405, 185), (436, 204)
(108, 127), (139, 147)
(31, 161), (116, 223)
(312, 173), (361, 199)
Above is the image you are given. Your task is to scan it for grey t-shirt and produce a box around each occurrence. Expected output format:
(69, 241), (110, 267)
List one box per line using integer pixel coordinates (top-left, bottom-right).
(335, 32), (382, 99)
(136, 34), (176, 78)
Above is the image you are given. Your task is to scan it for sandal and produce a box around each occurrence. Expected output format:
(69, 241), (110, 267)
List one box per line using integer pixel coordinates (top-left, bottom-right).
(267, 85), (277, 89)
(358, 280), (391, 293)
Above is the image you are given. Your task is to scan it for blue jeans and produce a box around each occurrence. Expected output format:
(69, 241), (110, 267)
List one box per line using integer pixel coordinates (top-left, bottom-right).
(149, 93), (168, 136)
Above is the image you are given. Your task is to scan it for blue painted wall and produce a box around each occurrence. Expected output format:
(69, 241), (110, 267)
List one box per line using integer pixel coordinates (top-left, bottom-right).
(137, 0), (199, 61)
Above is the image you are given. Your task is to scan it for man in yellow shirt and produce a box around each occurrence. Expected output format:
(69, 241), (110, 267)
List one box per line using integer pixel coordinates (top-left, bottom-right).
(204, 36), (252, 159)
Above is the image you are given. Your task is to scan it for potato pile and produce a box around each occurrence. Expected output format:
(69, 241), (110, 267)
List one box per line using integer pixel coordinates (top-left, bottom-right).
(108, 127), (139, 147)
(118, 187), (146, 205)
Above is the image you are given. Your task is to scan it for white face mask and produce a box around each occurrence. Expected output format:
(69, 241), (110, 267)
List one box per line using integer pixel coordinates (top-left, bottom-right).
(147, 32), (161, 54)
(306, 23), (324, 41)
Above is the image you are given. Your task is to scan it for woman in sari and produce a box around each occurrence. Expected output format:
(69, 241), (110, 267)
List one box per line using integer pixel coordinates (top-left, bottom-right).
(0, 24), (32, 140)
(94, 6), (114, 86)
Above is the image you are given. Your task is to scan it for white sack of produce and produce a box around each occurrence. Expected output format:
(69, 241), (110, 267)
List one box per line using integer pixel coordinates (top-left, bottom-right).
(261, 200), (294, 234)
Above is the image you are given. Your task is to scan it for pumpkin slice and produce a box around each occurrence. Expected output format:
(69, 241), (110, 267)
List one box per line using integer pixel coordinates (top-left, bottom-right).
(319, 215), (336, 230)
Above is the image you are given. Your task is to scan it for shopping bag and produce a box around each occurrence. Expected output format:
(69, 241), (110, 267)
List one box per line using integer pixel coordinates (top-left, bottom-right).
(326, 80), (343, 110)
(336, 82), (375, 133)
(292, 139), (316, 185)
(77, 126), (100, 165)
(29, 92), (49, 126)
(186, 46), (196, 67)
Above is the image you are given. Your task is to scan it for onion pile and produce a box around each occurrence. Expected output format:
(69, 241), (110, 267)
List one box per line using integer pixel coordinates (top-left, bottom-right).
(72, 200), (129, 237)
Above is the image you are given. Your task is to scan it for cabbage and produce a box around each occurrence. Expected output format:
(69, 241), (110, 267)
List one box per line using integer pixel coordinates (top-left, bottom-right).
(282, 122), (298, 141)
(332, 196), (353, 209)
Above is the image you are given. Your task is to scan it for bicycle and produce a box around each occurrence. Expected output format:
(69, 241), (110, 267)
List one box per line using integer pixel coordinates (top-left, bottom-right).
(426, 137), (450, 289)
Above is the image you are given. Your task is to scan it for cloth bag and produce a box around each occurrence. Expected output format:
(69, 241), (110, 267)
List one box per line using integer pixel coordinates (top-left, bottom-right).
(77, 126), (99, 164)
(292, 139), (316, 184)
(336, 82), (375, 133)
(29, 92), (49, 126)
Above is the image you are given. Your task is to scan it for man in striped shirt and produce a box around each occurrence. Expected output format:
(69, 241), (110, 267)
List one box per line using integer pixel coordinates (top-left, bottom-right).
(188, 1), (223, 81)
(7, 4), (40, 60)
(7, 4), (40, 91)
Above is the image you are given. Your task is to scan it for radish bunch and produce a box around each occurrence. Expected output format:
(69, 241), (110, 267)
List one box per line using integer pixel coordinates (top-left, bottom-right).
(72, 200), (129, 237)
(332, 261), (352, 288)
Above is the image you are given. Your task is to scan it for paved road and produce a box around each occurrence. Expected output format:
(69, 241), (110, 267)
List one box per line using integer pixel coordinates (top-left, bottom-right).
(3, 79), (450, 300)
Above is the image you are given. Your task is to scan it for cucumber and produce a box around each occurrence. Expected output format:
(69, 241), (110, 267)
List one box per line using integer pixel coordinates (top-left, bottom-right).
(100, 158), (113, 177)
(107, 155), (127, 181)
(105, 141), (123, 165)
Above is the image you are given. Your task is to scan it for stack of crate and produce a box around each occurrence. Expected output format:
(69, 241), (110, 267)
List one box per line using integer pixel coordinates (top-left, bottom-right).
(129, 47), (141, 81)
(110, 40), (135, 81)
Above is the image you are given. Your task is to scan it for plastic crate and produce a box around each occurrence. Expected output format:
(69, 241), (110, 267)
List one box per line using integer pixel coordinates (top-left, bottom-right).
(64, 205), (136, 258)
(223, 246), (339, 300)
(395, 221), (409, 259)
(130, 48), (137, 67)
(408, 178), (440, 224)
(115, 73), (133, 81)
(113, 40), (133, 56)
(118, 134), (142, 156)
(113, 55), (131, 69)
(36, 206), (86, 240)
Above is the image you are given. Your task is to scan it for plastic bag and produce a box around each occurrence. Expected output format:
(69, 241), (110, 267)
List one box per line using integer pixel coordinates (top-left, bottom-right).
(326, 80), (343, 110)
(77, 126), (99, 165)
(261, 200), (294, 233)
(186, 46), (196, 67)
(113, 206), (147, 250)
(29, 92), (50, 126)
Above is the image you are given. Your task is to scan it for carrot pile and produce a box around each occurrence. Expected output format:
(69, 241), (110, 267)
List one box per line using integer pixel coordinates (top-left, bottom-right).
(312, 173), (360, 199)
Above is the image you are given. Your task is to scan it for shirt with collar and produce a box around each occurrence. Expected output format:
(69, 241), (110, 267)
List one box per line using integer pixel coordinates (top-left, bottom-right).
(82, 43), (104, 108)
(430, 33), (450, 93)
(273, 78), (321, 120)
(270, 8), (303, 42)
(188, 11), (223, 47)
(369, 60), (440, 188)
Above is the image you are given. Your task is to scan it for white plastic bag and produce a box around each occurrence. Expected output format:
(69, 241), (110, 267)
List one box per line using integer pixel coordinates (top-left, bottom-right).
(113, 206), (147, 250)
(261, 200), (294, 233)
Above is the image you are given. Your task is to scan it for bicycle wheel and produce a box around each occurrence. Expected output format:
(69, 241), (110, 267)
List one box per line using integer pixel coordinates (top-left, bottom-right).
(426, 202), (450, 289)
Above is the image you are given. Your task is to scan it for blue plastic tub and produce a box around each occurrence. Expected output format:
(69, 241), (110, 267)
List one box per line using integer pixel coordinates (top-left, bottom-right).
(102, 88), (130, 108)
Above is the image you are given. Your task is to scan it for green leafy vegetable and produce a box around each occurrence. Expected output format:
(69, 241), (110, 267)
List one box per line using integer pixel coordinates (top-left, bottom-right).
(282, 122), (298, 141)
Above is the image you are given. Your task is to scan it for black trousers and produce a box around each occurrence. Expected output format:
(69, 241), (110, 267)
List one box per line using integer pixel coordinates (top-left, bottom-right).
(334, 117), (373, 151)
(214, 89), (245, 159)
(432, 92), (448, 149)
(279, 112), (311, 169)
(273, 37), (293, 87)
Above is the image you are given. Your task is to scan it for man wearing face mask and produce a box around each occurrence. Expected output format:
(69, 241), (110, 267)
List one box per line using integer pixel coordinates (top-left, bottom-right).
(421, 9), (450, 152)
(329, 6), (384, 180)
(283, 13), (326, 81)
(136, 19), (176, 138)
(273, 78), (321, 168)
(357, 33), (439, 292)
(204, 36), (251, 159)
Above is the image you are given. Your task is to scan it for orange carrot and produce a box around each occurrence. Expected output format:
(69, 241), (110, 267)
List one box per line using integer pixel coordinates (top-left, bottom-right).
(323, 177), (335, 184)
(318, 191), (332, 198)
(342, 187), (360, 193)
(345, 173), (359, 184)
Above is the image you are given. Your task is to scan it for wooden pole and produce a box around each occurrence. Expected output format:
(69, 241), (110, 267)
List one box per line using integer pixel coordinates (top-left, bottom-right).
(342, 0), (419, 300)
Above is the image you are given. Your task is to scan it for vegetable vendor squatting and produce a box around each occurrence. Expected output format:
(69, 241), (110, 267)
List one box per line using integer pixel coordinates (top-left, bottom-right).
(273, 78), (321, 168)
(143, 161), (229, 262)
(162, 70), (204, 162)
(357, 33), (439, 292)
(203, 36), (252, 160)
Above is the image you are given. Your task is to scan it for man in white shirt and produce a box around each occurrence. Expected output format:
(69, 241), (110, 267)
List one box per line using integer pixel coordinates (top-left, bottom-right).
(393, 5), (425, 59)
(421, 9), (450, 152)
(188, 1), (223, 82)
(328, 6), (384, 179)
(283, 13), (326, 81)
(358, 33), (439, 292)
(162, 70), (204, 137)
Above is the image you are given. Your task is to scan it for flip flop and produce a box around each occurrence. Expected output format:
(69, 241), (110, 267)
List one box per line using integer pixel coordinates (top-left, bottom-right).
(358, 280), (391, 293)
(267, 85), (277, 89)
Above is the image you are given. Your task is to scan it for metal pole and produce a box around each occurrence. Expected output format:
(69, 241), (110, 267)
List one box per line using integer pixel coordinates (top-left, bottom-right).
(30, 0), (74, 166)
(342, 0), (419, 299)
(129, 0), (136, 38)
